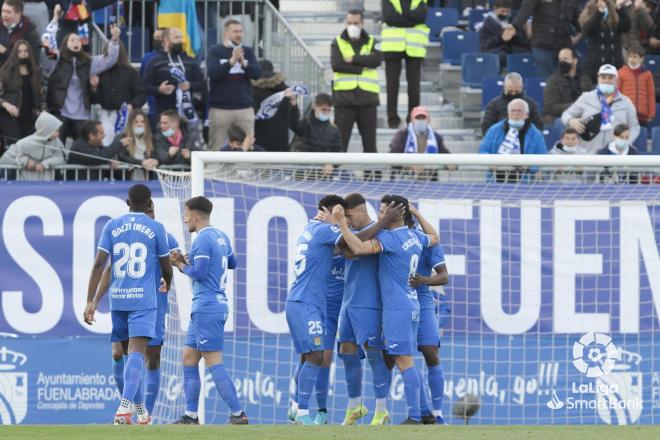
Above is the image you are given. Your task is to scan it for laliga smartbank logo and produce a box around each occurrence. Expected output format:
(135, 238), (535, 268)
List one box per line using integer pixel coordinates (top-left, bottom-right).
(546, 332), (643, 425)
(0, 344), (28, 425)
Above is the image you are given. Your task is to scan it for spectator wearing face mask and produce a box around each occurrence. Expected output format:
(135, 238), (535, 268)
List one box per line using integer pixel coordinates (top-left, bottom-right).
(617, 45), (655, 126)
(153, 109), (199, 167)
(597, 123), (639, 154)
(478, 0), (530, 68)
(111, 109), (159, 180)
(562, 64), (639, 154)
(550, 127), (587, 154)
(0, 0), (41, 67)
(482, 72), (543, 135)
(331, 9), (381, 153)
(543, 47), (594, 129)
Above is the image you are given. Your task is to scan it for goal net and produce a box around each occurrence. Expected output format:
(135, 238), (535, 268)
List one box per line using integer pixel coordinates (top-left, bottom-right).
(154, 152), (660, 426)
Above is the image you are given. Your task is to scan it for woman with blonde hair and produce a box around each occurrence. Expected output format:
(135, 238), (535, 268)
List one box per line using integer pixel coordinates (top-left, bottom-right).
(580, 0), (631, 80)
(112, 109), (159, 180)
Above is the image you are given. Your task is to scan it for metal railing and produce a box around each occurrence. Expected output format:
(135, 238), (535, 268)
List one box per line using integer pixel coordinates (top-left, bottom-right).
(0, 164), (189, 181)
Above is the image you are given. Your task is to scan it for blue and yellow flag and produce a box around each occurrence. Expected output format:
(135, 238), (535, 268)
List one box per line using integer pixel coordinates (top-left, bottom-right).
(157, 0), (202, 57)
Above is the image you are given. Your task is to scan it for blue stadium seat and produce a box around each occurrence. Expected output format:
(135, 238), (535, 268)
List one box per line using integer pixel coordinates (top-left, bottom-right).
(426, 8), (459, 42)
(542, 126), (562, 149)
(442, 31), (479, 65)
(461, 53), (500, 88)
(644, 55), (660, 74)
(526, 76), (548, 113)
(648, 104), (660, 133)
(507, 53), (537, 77)
(634, 126), (648, 152)
(469, 9), (488, 31)
(652, 128), (660, 154)
(482, 76), (504, 110)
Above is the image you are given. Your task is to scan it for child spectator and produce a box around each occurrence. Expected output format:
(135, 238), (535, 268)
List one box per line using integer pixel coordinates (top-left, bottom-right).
(550, 127), (587, 154)
(618, 45), (656, 126)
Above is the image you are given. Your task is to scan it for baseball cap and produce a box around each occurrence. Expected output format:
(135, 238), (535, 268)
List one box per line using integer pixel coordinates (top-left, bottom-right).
(410, 106), (430, 120)
(597, 64), (618, 77)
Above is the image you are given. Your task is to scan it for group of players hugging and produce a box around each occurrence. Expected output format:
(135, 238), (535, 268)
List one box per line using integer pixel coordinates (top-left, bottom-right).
(82, 184), (448, 426)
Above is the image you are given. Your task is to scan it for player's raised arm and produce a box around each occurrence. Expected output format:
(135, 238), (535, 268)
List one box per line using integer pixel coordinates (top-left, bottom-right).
(409, 205), (439, 246)
(332, 205), (381, 256)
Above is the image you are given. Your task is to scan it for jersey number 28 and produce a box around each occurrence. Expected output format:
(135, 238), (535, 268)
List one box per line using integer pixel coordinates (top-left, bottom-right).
(113, 242), (148, 278)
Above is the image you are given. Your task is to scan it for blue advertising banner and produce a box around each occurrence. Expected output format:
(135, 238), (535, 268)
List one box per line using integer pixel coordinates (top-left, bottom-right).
(0, 180), (659, 425)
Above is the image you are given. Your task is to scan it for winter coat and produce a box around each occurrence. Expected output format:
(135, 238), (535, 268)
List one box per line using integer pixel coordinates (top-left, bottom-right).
(581, 8), (631, 79)
(251, 72), (291, 152)
(543, 69), (594, 123)
(388, 128), (450, 153)
(289, 105), (342, 153)
(153, 122), (199, 166)
(0, 111), (64, 169)
(207, 44), (261, 109)
(480, 118), (547, 155)
(617, 65), (656, 122)
(93, 64), (146, 111)
(109, 134), (157, 165)
(561, 89), (640, 153)
(479, 15), (530, 56)
(621, 5), (654, 49)
(482, 92), (543, 135)
(330, 29), (382, 108)
(0, 16), (41, 66)
(512, 0), (581, 50)
(67, 137), (120, 165)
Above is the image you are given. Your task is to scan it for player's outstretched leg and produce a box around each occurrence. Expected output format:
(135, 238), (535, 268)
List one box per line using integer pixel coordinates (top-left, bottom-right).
(365, 348), (390, 425)
(288, 358), (303, 422)
(338, 344), (367, 425)
(314, 349), (334, 425)
(204, 352), (247, 425)
(420, 345), (446, 425)
(144, 345), (162, 416)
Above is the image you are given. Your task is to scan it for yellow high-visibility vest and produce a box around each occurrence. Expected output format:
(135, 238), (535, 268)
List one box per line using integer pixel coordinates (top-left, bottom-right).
(333, 35), (380, 94)
(381, 0), (429, 58)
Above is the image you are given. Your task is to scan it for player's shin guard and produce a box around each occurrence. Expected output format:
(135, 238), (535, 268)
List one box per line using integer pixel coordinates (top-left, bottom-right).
(145, 368), (160, 414)
(122, 352), (145, 402)
(112, 356), (125, 395)
(183, 366), (201, 415)
(428, 365), (445, 415)
(297, 361), (320, 412)
(209, 364), (242, 414)
(366, 349), (389, 399)
(401, 367), (421, 421)
(417, 369), (431, 416)
(339, 352), (362, 399)
(315, 366), (330, 411)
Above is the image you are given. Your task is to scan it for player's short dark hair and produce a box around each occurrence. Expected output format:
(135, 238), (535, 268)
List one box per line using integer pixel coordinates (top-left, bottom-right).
(493, 0), (512, 8)
(185, 196), (213, 215)
(381, 194), (411, 225)
(318, 194), (346, 211)
(347, 9), (364, 21)
(4, 0), (24, 13)
(614, 123), (630, 137)
(81, 120), (101, 141)
(128, 184), (152, 207)
(224, 19), (241, 30)
(344, 193), (366, 209)
(562, 127), (579, 137)
(314, 93), (334, 107)
(628, 44), (646, 57)
(228, 125), (247, 144)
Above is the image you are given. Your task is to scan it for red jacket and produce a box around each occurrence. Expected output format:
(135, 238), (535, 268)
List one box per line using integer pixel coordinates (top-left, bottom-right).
(618, 65), (656, 122)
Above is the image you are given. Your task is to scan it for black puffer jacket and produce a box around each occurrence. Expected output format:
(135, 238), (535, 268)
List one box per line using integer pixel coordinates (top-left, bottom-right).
(93, 64), (146, 110)
(289, 105), (342, 153)
(581, 8), (631, 80)
(47, 56), (91, 112)
(252, 72), (291, 152)
(513, 0), (581, 50)
(481, 93), (544, 135)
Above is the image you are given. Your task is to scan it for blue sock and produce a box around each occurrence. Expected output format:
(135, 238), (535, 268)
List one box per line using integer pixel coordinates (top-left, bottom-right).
(291, 361), (303, 404)
(339, 352), (362, 398)
(209, 364), (241, 414)
(112, 357), (125, 395)
(315, 366), (330, 410)
(417, 368), (431, 416)
(297, 361), (320, 410)
(145, 368), (160, 414)
(401, 367), (421, 421)
(183, 366), (201, 413)
(122, 352), (144, 402)
(366, 349), (389, 399)
(428, 365), (445, 412)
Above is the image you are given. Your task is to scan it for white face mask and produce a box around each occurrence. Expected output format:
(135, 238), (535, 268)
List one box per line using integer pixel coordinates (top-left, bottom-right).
(347, 24), (361, 40)
(561, 144), (579, 153)
(628, 62), (641, 70)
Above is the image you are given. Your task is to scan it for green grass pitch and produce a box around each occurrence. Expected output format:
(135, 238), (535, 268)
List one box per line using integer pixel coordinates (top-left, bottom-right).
(5, 425), (660, 440)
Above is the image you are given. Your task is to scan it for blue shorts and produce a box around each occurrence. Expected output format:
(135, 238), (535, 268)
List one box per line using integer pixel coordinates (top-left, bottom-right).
(417, 307), (440, 348)
(338, 306), (384, 350)
(286, 301), (325, 354)
(110, 309), (157, 342)
(324, 301), (341, 350)
(185, 311), (227, 352)
(148, 310), (166, 346)
(382, 308), (419, 356)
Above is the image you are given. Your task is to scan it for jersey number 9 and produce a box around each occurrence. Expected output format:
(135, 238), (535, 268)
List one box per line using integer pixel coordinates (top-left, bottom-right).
(113, 242), (148, 278)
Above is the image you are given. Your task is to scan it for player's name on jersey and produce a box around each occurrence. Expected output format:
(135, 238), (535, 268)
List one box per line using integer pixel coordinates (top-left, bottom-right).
(111, 222), (157, 239)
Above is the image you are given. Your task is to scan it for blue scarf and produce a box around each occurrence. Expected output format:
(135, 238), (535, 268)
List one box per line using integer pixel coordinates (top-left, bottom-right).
(596, 88), (614, 131)
(169, 64), (200, 127)
(115, 103), (129, 135)
(255, 85), (309, 120)
(404, 123), (438, 154)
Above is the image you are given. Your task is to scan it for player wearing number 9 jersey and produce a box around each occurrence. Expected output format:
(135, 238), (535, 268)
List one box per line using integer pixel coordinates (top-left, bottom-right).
(84, 184), (173, 425)
(285, 194), (346, 426)
(332, 195), (439, 425)
(171, 196), (247, 425)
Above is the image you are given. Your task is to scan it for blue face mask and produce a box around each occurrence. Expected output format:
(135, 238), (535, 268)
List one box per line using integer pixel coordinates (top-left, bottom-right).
(162, 128), (175, 137)
(615, 138), (628, 149)
(508, 119), (524, 129)
(598, 83), (616, 95)
(413, 120), (428, 134)
(316, 112), (330, 122)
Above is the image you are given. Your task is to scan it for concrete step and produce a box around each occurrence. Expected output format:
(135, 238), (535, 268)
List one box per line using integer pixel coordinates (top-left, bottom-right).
(281, 1), (362, 13)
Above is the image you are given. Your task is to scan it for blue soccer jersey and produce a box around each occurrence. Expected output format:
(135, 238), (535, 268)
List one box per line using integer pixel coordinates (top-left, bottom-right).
(155, 232), (180, 315)
(97, 212), (170, 311)
(187, 227), (236, 314)
(417, 243), (446, 310)
(342, 222), (381, 309)
(327, 254), (345, 307)
(287, 220), (342, 309)
(376, 227), (431, 310)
